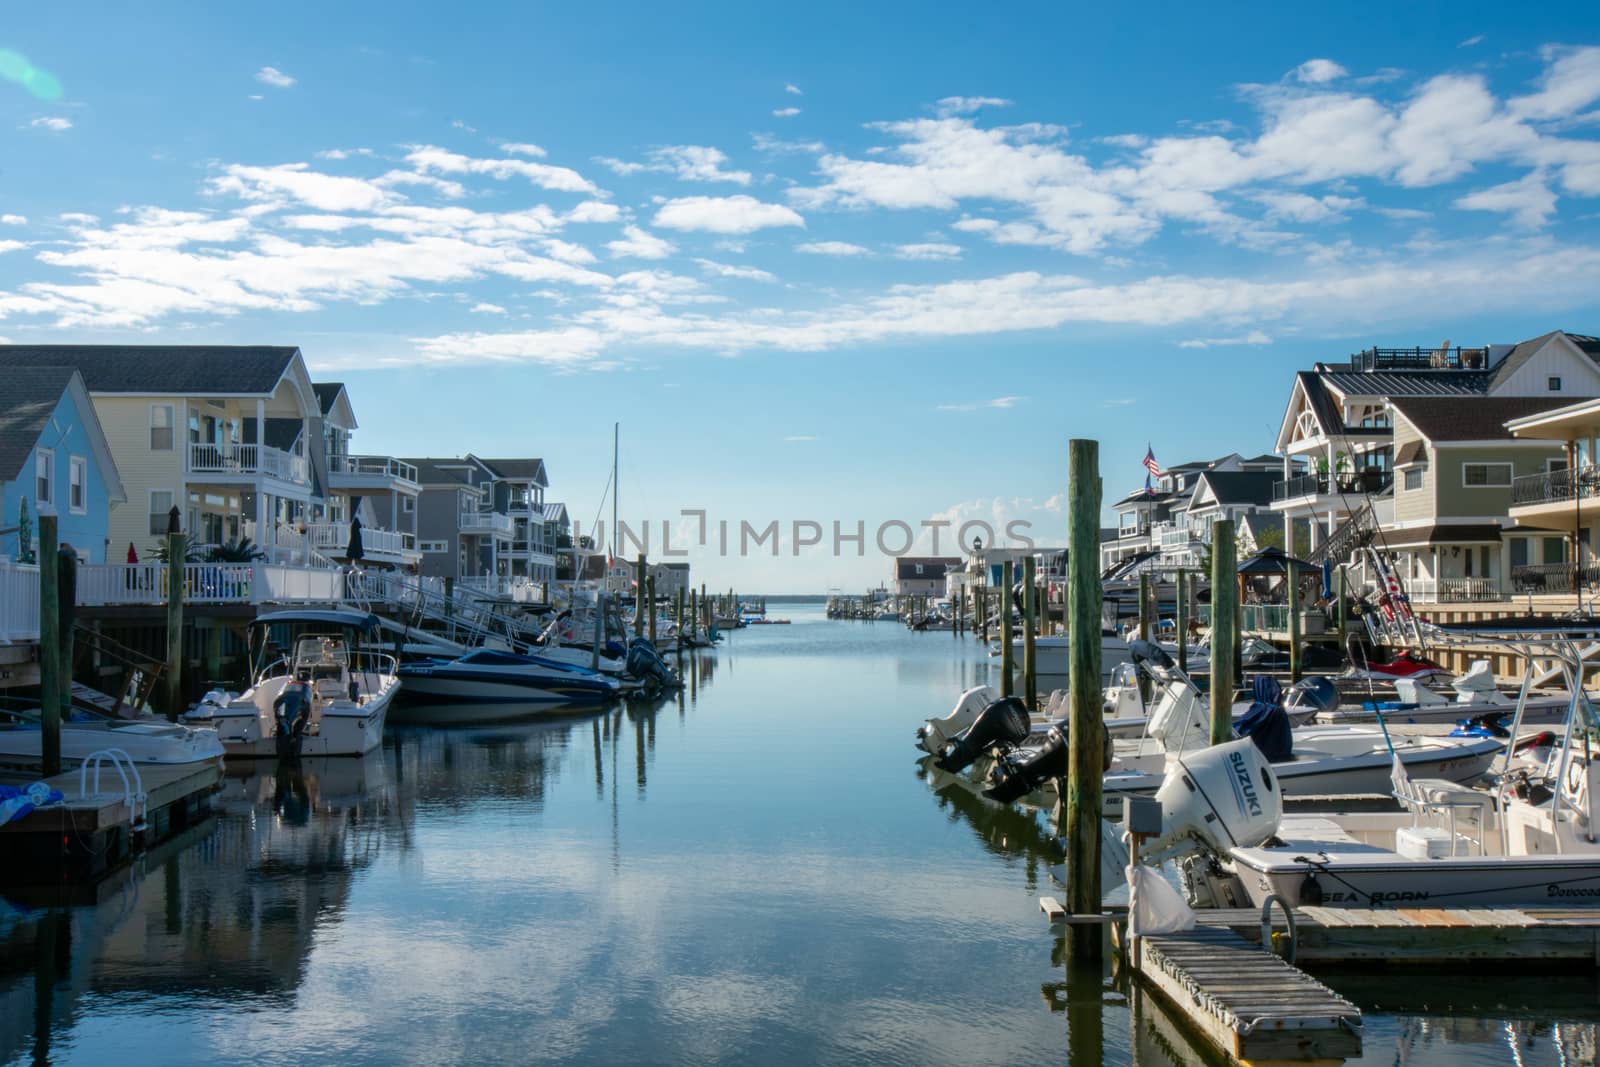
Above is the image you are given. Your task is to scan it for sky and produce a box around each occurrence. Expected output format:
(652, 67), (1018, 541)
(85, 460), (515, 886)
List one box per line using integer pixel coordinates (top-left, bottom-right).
(1, 2), (1599, 591)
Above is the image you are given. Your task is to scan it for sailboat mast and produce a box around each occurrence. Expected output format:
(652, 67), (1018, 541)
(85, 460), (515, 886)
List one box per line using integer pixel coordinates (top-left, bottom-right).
(612, 422), (619, 563)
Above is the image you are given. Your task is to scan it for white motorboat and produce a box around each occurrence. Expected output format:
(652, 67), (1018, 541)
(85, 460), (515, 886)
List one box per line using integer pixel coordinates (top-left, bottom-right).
(185, 609), (399, 759)
(1316, 659), (1574, 726)
(0, 708), (223, 778)
(999, 632), (1208, 684)
(394, 648), (621, 722)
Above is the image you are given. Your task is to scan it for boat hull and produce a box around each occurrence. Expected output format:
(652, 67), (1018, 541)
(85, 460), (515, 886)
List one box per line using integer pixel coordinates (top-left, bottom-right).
(205, 681), (395, 758)
(1231, 850), (1600, 909)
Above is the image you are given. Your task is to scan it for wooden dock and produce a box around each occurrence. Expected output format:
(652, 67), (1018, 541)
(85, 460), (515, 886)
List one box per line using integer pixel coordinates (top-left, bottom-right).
(0, 759), (220, 886)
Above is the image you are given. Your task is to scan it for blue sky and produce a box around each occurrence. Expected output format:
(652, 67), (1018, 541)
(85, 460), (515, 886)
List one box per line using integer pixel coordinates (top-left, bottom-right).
(2, 2), (1599, 591)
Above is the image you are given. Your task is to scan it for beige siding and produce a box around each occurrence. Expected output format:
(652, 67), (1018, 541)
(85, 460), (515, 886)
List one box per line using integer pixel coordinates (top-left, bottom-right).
(93, 396), (186, 557)
(1391, 414), (1432, 523)
(1433, 444), (1562, 517)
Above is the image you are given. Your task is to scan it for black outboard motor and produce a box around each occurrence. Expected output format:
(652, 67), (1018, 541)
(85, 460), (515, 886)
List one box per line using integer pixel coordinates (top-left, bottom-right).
(935, 696), (1031, 773)
(1284, 675), (1339, 717)
(273, 679), (312, 761)
(983, 724), (1068, 803)
(1235, 675), (1293, 763)
(625, 637), (681, 690)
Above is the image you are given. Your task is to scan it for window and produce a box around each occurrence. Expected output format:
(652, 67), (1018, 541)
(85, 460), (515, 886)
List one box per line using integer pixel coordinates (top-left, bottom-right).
(418, 540), (448, 553)
(150, 405), (174, 450)
(1549, 376), (1563, 392)
(69, 456), (86, 513)
(1510, 537), (1529, 569)
(35, 450), (53, 507)
(149, 490), (175, 536)
(1403, 466), (1426, 491)
(403, 495), (416, 513)
(1462, 462), (1511, 487)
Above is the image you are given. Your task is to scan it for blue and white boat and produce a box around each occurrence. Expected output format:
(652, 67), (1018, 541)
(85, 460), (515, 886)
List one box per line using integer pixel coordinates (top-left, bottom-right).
(393, 648), (621, 722)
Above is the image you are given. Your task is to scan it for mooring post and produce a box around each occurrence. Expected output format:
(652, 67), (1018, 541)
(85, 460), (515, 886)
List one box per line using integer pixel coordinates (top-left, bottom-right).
(647, 575), (657, 642)
(689, 589), (698, 639)
(57, 543), (76, 714)
(1288, 559), (1302, 683)
(591, 592), (604, 670)
(1023, 555), (1037, 710)
(165, 508), (186, 721)
(1000, 560), (1015, 699)
(1337, 565), (1348, 643)
(38, 514), (61, 776)
(1175, 570), (1189, 676)
(634, 553), (646, 636)
(1065, 439), (1104, 960)
(1210, 519), (1238, 745)
(1137, 572), (1153, 702)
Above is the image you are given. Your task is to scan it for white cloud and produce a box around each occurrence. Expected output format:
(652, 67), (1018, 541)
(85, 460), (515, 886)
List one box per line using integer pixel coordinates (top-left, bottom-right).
(316, 148), (375, 160)
(785, 83), (803, 96)
(694, 258), (777, 282)
(987, 395), (1025, 408)
(1293, 59), (1347, 85)
(247, 94), (264, 102)
(28, 117), (71, 132)
(1254, 191), (1363, 222)
(499, 142), (547, 157)
(255, 66), (296, 89)
(598, 145), (750, 185)
(1459, 35), (1485, 48)
(1178, 330), (1273, 348)
(410, 327), (608, 368)
(936, 96), (1012, 115)
(1509, 46), (1600, 122)
(606, 225), (675, 260)
(469, 302), (506, 314)
(772, 107), (801, 118)
(937, 395), (1027, 412)
(795, 240), (869, 256)
(652, 195), (804, 233)
(0, 240), (26, 254)
(783, 434), (815, 442)
(210, 163), (394, 212)
(1455, 170), (1558, 227)
(752, 133), (824, 155)
(405, 145), (599, 193)
(375, 169), (468, 198)
(894, 242), (962, 261)
(450, 119), (477, 133)
(0, 215), (25, 225)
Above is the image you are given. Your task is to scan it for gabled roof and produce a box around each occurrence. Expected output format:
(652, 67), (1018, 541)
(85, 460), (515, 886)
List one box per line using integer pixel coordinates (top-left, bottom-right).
(481, 457), (548, 485)
(0, 345), (301, 395)
(1191, 470), (1278, 509)
(895, 556), (960, 579)
(1389, 396), (1573, 443)
(541, 501), (569, 523)
(1320, 368), (1491, 397)
(312, 382), (344, 414)
(1484, 331), (1596, 391)
(401, 458), (476, 487)
(0, 367), (125, 503)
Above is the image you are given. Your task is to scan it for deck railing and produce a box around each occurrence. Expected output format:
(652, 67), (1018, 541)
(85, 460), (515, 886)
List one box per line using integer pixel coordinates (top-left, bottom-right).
(0, 561), (40, 643)
(1407, 577), (1503, 603)
(1510, 561), (1600, 596)
(188, 442), (309, 484)
(305, 522), (417, 558)
(329, 454), (420, 486)
(1350, 346), (1487, 372)
(459, 509), (514, 536)
(75, 562), (345, 606)
(1511, 466), (1600, 507)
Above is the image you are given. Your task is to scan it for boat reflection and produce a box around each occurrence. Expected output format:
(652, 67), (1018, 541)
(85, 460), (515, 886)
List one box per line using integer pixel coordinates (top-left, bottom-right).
(917, 757), (1065, 892)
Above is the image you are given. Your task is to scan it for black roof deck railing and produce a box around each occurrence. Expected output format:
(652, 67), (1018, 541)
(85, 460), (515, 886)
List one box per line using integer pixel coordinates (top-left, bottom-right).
(1349, 346), (1488, 372)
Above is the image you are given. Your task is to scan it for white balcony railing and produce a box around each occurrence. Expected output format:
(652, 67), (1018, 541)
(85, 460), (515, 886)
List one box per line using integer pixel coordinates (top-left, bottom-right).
(305, 522), (418, 559)
(1407, 577), (1504, 604)
(188, 442), (310, 485)
(75, 562), (345, 606)
(328, 454), (420, 487)
(459, 509), (514, 536)
(0, 560), (40, 643)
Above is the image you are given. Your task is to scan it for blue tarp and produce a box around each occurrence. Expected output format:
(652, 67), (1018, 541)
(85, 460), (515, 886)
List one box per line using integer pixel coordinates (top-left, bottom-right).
(0, 782), (64, 826)
(1235, 675), (1294, 762)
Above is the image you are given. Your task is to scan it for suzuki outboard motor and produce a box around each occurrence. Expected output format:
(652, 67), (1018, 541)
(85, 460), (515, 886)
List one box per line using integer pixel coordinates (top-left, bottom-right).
(273, 679), (312, 761)
(1140, 738), (1283, 866)
(625, 638), (680, 690)
(935, 696), (1031, 773)
(1284, 675), (1339, 717)
(917, 685), (1000, 753)
(983, 724), (1068, 803)
(1235, 675), (1293, 763)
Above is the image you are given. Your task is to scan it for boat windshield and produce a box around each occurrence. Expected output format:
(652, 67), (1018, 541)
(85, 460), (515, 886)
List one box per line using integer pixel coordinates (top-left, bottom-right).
(292, 635), (350, 682)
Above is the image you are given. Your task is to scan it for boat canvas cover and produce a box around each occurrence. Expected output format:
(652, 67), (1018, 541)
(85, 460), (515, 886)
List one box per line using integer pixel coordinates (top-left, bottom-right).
(1235, 676), (1293, 762)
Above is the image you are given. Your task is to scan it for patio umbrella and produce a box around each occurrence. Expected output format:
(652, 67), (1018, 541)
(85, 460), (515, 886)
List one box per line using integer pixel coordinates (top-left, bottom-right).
(127, 542), (139, 564)
(16, 499), (32, 564)
(345, 515), (365, 562)
(1236, 544), (1313, 576)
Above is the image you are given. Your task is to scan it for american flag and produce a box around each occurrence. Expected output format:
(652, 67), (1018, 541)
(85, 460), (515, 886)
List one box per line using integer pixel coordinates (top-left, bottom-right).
(1143, 446), (1162, 493)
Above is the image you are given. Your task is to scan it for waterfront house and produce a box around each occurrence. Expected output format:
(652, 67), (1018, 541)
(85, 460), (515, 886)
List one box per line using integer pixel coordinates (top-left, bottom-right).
(479, 458), (557, 585)
(0, 345), (325, 562)
(1381, 396), (1570, 602)
(307, 382), (422, 570)
(1270, 332), (1600, 559)
(404, 456), (510, 581)
(1504, 396), (1600, 597)
(1160, 464), (1281, 568)
(893, 556), (962, 597)
(0, 367), (124, 563)
(1100, 453), (1279, 574)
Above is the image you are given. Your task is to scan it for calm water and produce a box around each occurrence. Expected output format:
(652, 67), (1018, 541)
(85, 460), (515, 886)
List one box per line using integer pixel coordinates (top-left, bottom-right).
(2, 603), (1597, 1066)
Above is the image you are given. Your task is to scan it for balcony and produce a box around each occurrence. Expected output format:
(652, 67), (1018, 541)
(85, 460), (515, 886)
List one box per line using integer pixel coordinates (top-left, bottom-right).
(188, 442), (309, 486)
(75, 562), (345, 606)
(1407, 577), (1503, 603)
(1512, 465), (1600, 507)
(505, 492), (543, 514)
(1350, 345), (1489, 372)
(459, 509), (514, 536)
(306, 522), (421, 563)
(1510, 561), (1600, 596)
(1272, 470), (1391, 503)
(328, 454), (420, 491)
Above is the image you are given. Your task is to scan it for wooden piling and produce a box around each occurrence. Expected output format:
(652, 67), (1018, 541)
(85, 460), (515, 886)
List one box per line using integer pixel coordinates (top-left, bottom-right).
(1337, 565), (1348, 643)
(591, 592), (603, 670)
(1287, 559), (1302, 683)
(1022, 555), (1037, 709)
(1175, 571), (1188, 675)
(1138, 573), (1151, 642)
(1000, 560), (1015, 699)
(57, 543), (76, 713)
(164, 511), (185, 721)
(1209, 519), (1237, 746)
(647, 575), (657, 642)
(1065, 439), (1104, 961)
(38, 513), (61, 776)
(634, 553), (646, 636)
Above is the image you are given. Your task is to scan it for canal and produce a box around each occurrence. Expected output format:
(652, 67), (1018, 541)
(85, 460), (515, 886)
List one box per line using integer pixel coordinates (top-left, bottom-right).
(1, 601), (1595, 1065)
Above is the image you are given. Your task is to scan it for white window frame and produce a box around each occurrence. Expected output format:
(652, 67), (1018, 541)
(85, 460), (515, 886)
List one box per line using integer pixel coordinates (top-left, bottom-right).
(150, 403), (175, 451)
(1549, 376), (1563, 392)
(1403, 466), (1427, 492)
(69, 455), (87, 514)
(149, 489), (175, 536)
(402, 495), (416, 513)
(418, 540), (448, 553)
(35, 449), (53, 508)
(1461, 462), (1512, 488)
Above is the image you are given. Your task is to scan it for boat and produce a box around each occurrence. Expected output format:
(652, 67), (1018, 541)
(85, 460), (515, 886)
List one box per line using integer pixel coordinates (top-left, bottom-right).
(0, 705), (224, 779)
(999, 631), (1207, 684)
(1316, 659), (1574, 726)
(394, 648), (621, 720)
(184, 609), (400, 759)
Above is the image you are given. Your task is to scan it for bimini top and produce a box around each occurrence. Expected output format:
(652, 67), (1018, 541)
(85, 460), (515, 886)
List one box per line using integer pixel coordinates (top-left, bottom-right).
(251, 609), (382, 632)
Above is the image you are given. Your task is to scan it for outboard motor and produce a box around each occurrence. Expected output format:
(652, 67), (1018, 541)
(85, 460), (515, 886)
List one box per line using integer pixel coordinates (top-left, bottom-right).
(273, 679), (312, 761)
(935, 696), (1031, 773)
(917, 685), (1000, 753)
(1284, 675), (1340, 719)
(1140, 738), (1283, 866)
(1127, 639), (1175, 672)
(625, 637), (680, 690)
(1234, 676), (1293, 763)
(983, 723), (1068, 803)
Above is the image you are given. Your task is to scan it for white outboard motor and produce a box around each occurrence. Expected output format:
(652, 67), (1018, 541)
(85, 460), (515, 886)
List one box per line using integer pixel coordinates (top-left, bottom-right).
(1140, 739), (1283, 867)
(1144, 675), (1211, 754)
(183, 690), (233, 722)
(917, 685), (1000, 753)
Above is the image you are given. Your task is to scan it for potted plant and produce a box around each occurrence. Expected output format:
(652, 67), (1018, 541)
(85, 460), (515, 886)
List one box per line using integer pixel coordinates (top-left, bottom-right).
(1334, 451), (1356, 492)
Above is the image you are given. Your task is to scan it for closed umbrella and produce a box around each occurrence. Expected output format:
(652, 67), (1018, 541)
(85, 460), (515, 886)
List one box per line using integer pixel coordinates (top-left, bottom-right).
(16, 499), (32, 564)
(345, 515), (365, 562)
(127, 542), (139, 564)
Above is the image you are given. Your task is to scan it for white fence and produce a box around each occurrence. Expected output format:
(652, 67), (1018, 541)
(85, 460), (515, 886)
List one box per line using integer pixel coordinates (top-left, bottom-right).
(1407, 576), (1504, 604)
(76, 562), (345, 607)
(0, 561), (40, 643)
(306, 522), (415, 559)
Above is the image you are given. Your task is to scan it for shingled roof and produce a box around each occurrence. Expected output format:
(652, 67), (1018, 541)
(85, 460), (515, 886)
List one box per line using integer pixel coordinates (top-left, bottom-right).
(481, 457), (548, 484)
(1192, 470), (1278, 508)
(0, 345), (301, 395)
(1389, 396), (1574, 443)
(0, 367), (78, 481)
